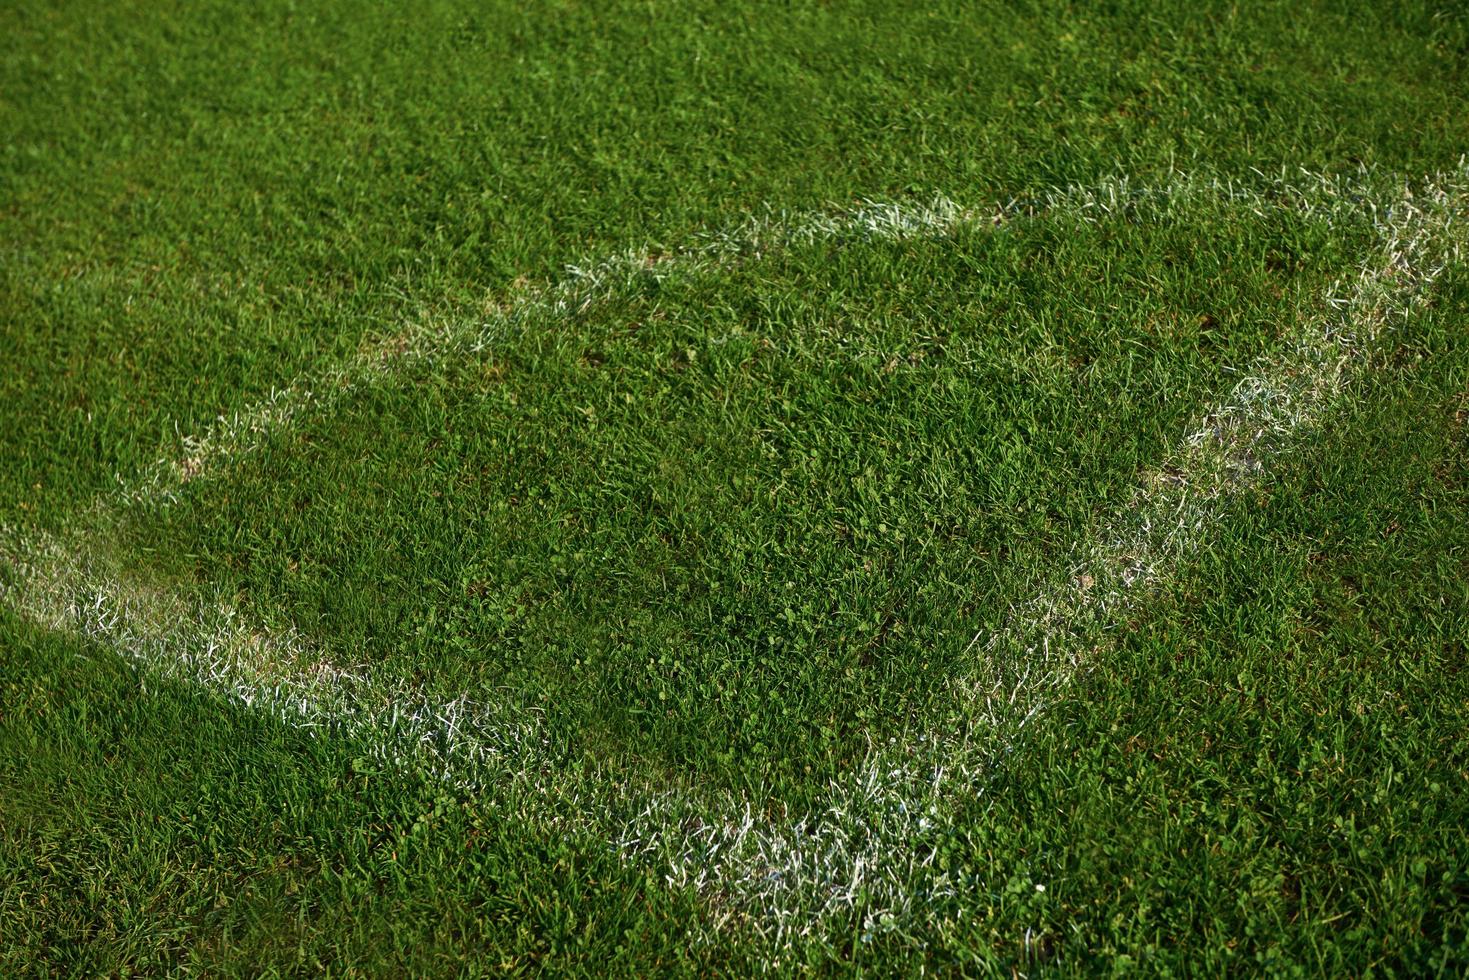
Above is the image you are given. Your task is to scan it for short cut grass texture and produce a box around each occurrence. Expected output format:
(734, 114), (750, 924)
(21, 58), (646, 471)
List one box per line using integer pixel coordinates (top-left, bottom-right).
(3, 1), (1469, 974)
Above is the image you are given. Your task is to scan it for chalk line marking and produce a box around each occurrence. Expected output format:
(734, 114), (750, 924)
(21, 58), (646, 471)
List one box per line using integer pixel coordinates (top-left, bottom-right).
(628, 169), (1465, 946)
(2, 164), (1462, 950)
(112, 169), (1381, 507)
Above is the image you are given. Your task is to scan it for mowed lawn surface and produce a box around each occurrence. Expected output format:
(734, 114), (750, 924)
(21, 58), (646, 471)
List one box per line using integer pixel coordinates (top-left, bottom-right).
(124, 200), (1365, 794)
(2, 0), (1468, 974)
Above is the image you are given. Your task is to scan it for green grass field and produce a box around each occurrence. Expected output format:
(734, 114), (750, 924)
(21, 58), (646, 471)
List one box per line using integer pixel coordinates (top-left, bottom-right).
(3, 1), (1468, 974)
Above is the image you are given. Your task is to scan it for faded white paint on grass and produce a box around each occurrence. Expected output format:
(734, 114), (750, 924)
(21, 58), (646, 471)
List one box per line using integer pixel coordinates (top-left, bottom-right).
(114, 168), (1384, 506)
(634, 171), (1466, 946)
(117, 196), (982, 506)
(2, 165), (1462, 950)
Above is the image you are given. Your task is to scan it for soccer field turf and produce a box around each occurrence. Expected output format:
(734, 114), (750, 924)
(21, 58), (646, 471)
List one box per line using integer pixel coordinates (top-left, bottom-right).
(3, 1), (1468, 974)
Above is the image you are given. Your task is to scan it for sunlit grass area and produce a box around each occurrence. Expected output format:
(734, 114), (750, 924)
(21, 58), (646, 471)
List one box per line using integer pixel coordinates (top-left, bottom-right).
(2, 1), (1467, 973)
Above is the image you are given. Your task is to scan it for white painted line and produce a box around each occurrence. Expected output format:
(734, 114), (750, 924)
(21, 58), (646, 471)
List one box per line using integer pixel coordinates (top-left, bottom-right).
(110, 168), (1390, 508)
(624, 168), (1465, 945)
(2, 164), (1461, 950)
(116, 196), (984, 507)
